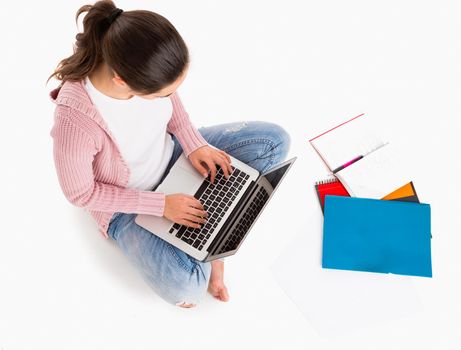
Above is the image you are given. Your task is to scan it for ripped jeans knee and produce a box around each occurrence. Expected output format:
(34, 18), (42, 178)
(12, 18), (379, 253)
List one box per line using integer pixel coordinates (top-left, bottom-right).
(176, 301), (197, 308)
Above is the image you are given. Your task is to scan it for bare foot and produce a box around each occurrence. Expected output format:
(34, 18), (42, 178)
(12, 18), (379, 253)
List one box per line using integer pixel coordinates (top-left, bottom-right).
(207, 260), (230, 302)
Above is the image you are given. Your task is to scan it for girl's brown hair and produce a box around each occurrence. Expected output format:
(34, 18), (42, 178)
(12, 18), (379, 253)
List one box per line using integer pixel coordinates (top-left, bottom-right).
(46, 0), (189, 94)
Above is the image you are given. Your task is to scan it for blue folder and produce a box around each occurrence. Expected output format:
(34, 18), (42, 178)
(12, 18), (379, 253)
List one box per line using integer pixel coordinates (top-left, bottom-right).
(322, 195), (432, 277)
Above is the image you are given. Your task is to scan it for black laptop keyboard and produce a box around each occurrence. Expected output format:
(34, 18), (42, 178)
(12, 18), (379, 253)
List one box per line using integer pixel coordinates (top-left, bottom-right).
(168, 165), (250, 251)
(217, 186), (269, 254)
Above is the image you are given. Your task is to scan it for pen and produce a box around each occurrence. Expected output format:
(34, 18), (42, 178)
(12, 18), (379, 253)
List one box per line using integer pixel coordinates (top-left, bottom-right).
(332, 155), (363, 174)
(331, 141), (390, 174)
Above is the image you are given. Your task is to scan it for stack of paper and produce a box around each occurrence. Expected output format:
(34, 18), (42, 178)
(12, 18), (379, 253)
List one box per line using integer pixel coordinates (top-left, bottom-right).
(309, 114), (432, 278)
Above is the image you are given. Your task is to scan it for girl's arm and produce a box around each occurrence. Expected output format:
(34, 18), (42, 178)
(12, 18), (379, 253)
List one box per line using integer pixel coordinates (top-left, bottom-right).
(167, 91), (208, 157)
(51, 112), (165, 216)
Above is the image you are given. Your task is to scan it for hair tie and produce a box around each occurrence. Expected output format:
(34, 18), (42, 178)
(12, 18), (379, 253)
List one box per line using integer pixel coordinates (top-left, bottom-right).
(106, 8), (123, 25)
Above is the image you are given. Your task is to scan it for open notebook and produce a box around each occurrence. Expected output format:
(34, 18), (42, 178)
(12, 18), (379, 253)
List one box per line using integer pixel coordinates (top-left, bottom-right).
(309, 113), (412, 199)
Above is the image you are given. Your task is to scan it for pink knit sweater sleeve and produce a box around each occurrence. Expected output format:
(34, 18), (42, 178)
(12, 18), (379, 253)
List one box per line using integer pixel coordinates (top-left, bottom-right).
(51, 111), (166, 216)
(168, 91), (208, 157)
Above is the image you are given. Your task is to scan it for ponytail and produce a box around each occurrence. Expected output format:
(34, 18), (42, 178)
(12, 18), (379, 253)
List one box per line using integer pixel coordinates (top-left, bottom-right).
(46, 0), (190, 95)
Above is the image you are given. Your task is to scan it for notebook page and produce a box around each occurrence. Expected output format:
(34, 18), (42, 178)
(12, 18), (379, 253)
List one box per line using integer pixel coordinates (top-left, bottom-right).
(310, 115), (385, 171)
(335, 142), (410, 199)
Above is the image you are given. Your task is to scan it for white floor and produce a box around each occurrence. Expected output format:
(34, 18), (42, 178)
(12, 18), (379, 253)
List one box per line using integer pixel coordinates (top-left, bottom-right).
(2, 1), (461, 349)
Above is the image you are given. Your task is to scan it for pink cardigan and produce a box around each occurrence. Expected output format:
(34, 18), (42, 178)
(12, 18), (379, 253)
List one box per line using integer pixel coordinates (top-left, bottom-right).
(49, 79), (208, 238)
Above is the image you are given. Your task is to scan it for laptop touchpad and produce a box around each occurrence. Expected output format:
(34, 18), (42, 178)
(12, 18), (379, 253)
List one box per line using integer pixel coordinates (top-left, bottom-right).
(159, 166), (204, 196)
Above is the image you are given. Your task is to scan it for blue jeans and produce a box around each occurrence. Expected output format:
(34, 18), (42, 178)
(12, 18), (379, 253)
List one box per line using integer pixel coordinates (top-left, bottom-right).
(107, 121), (291, 306)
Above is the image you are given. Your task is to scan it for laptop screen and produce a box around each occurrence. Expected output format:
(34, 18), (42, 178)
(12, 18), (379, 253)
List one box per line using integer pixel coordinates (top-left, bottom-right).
(262, 163), (291, 189)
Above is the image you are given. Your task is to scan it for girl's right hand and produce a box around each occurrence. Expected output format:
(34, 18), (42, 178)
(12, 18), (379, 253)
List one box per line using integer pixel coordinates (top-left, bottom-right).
(163, 193), (208, 228)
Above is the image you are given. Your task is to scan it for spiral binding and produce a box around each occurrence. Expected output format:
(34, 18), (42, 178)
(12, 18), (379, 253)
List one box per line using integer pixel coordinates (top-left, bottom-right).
(315, 177), (340, 186)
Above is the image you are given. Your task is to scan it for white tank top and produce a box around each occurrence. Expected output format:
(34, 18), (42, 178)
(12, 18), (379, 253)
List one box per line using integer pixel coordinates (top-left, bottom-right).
(84, 76), (175, 191)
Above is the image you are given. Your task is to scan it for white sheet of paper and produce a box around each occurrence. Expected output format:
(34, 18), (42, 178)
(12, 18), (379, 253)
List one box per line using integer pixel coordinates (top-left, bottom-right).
(270, 212), (422, 337)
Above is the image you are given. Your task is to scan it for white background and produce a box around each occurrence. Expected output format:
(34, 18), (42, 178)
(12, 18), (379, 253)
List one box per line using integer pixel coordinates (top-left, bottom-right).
(1, 0), (461, 349)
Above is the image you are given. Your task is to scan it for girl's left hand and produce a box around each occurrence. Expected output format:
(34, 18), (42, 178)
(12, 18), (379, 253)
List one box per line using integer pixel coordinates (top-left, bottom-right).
(188, 145), (233, 183)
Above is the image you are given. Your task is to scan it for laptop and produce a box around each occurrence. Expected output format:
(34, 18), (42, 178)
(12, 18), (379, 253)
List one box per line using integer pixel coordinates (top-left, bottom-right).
(135, 146), (296, 262)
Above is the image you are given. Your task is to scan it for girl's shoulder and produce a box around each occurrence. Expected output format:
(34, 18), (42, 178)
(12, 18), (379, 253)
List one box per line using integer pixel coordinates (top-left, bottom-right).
(50, 79), (106, 146)
(49, 79), (92, 112)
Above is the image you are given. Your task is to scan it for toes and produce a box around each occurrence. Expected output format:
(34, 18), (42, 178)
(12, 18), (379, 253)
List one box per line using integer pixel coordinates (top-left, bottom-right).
(220, 287), (230, 302)
(208, 285), (230, 302)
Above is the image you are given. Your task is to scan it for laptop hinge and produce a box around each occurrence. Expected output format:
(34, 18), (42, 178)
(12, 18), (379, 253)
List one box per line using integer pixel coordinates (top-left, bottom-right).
(207, 179), (259, 255)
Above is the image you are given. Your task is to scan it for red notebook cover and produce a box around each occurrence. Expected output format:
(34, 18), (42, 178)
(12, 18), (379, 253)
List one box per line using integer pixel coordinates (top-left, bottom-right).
(315, 178), (350, 213)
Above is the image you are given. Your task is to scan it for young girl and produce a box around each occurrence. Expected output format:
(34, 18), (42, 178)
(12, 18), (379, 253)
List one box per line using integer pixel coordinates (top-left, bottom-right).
(47, 0), (291, 308)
